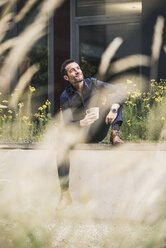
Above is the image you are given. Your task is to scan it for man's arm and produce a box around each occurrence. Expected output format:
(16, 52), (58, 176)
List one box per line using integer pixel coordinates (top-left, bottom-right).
(105, 103), (120, 124)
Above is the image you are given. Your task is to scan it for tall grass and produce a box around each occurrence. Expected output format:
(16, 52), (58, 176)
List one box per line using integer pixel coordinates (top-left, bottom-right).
(0, 0), (63, 142)
(0, 1), (166, 248)
(121, 79), (166, 142)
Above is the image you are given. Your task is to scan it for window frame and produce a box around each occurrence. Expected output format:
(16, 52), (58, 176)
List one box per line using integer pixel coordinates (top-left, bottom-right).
(71, 0), (142, 63)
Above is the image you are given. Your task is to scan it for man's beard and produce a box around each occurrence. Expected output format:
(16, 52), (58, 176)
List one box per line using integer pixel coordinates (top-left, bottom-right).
(75, 75), (84, 83)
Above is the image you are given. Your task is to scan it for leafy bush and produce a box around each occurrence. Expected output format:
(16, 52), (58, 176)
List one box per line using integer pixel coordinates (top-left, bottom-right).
(0, 86), (52, 143)
(121, 79), (166, 142)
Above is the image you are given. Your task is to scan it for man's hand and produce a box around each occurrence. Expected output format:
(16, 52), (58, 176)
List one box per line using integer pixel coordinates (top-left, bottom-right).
(105, 110), (117, 124)
(105, 103), (120, 125)
(80, 112), (98, 127)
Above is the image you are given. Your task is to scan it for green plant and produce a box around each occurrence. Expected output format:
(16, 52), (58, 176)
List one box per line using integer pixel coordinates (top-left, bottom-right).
(121, 79), (166, 142)
(102, 79), (166, 143)
(80, 56), (97, 78)
(0, 87), (52, 143)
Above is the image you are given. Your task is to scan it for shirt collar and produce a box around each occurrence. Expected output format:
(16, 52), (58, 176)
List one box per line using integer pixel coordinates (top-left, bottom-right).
(66, 79), (89, 95)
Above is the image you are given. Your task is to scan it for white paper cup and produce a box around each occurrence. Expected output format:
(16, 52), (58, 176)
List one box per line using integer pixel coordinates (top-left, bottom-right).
(86, 107), (99, 119)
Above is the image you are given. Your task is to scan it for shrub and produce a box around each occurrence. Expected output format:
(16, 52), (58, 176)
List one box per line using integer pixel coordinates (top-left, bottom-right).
(121, 79), (166, 142)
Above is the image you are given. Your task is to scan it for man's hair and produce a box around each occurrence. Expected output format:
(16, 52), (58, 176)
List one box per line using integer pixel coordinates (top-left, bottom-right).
(60, 59), (76, 76)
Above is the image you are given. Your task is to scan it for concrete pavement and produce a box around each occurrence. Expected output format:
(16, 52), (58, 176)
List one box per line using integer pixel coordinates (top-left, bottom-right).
(0, 142), (166, 222)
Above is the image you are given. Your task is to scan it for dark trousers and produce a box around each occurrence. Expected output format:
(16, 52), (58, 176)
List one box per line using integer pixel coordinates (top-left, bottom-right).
(57, 107), (123, 191)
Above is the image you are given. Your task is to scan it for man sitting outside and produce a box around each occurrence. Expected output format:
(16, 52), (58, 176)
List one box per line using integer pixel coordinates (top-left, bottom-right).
(56, 59), (126, 210)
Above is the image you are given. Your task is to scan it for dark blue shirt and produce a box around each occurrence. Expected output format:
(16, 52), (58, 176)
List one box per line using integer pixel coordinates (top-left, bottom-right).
(60, 78), (126, 124)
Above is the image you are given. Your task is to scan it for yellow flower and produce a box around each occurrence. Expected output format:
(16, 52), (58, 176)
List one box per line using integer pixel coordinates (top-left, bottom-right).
(45, 100), (51, 105)
(42, 105), (47, 109)
(1, 116), (4, 121)
(155, 91), (159, 96)
(3, 114), (7, 119)
(161, 116), (165, 121)
(145, 104), (150, 108)
(127, 120), (131, 126)
(8, 110), (13, 114)
(155, 96), (163, 103)
(29, 86), (36, 92)
(155, 98), (159, 103)
(143, 98), (150, 102)
(38, 107), (43, 111)
(27, 121), (32, 126)
(2, 100), (8, 103)
(22, 116), (29, 121)
(8, 115), (12, 119)
(18, 102), (24, 108)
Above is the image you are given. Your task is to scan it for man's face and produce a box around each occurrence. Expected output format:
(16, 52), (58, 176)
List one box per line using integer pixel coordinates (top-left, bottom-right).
(64, 62), (84, 86)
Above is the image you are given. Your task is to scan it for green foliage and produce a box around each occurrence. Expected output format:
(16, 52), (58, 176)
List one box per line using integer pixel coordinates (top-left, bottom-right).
(102, 79), (166, 143)
(28, 46), (48, 88)
(121, 79), (166, 142)
(1, 79), (166, 143)
(0, 87), (52, 143)
(80, 56), (97, 78)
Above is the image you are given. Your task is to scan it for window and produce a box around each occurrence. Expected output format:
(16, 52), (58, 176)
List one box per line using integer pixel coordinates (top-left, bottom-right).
(72, 0), (142, 78)
(0, 0), (54, 113)
(79, 22), (141, 63)
(16, 0), (49, 111)
(76, 0), (142, 17)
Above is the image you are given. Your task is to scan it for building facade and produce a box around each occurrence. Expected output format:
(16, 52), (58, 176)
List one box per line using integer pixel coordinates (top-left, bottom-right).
(53, 0), (166, 112)
(54, 0), (142, 112)
(2, 0), (165, 113)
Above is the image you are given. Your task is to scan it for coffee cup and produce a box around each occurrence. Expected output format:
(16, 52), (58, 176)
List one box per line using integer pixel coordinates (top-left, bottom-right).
(86, 107), (99, 119)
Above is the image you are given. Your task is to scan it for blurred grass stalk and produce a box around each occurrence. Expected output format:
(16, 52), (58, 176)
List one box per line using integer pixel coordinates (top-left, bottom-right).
(0, 0), (64, 94)
(1, 1), (166, 248)
(0, 0), (64, 142)
(150, 16), (165, 79)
